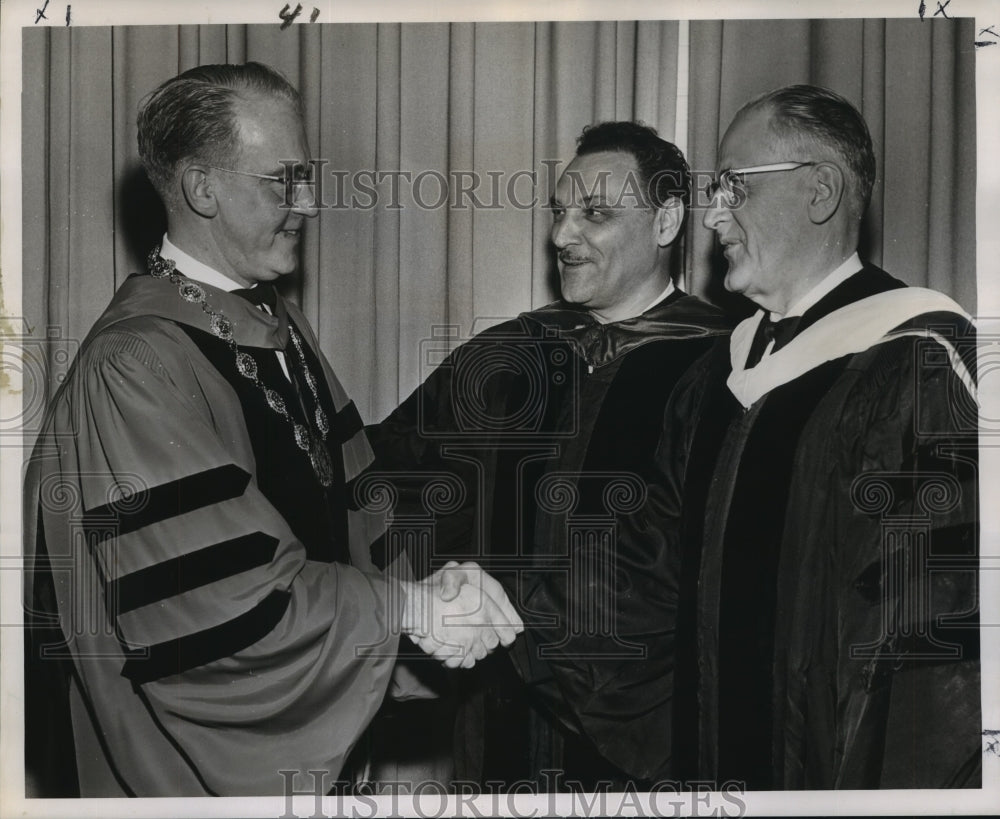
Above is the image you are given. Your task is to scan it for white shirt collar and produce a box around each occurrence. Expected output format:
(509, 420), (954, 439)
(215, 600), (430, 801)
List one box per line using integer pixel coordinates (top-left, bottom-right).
(639, 280), (676, 316)
(587, 280), (676, 324)
(771, 252), (863, 320)
(160, 234), (244, 293)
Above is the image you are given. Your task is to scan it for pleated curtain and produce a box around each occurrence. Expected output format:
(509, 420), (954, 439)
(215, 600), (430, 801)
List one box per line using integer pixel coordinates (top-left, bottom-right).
(686, 18), (976, 313)
(21, 21), (681, 425)
(17, 15), (979, 786)
(22, 18), (974, 427)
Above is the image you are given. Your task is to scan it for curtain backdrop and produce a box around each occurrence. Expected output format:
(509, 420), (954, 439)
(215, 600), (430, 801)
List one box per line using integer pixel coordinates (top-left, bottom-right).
(686, 18), (976, 313)
(21, 21), (681, 424)
(18, 15), (979, 787)
(22, 19), (976, 422)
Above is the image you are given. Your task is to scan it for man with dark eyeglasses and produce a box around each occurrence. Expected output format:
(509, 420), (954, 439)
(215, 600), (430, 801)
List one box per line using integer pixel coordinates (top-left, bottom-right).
(664, 84), (980, 789)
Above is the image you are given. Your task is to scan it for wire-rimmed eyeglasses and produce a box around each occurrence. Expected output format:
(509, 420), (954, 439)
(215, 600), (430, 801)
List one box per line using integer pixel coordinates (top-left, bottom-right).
(703, 161), (817, 207)
(206, 163), (315, 205)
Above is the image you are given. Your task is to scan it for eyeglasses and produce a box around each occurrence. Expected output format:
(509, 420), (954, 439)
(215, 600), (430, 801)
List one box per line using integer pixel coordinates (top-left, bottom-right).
(703, 161), (817, 207)
(206, 164), (315, 205)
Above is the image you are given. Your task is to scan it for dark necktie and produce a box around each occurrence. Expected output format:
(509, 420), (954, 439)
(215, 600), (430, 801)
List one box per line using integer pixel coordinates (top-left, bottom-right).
(744, 314), (801, 369)
(232, 283), (278, 310)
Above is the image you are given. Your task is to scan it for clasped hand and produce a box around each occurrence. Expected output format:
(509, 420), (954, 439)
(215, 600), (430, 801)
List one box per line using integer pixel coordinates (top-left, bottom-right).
(400, 561), (523, 669)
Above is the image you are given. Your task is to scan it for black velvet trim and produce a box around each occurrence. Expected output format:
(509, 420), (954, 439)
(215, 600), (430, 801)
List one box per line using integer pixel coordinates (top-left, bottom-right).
(793, 265), (907, 338)
(178, 323), (351, 564)
(109, 532), (280, 615)
(332, 400), (364, 444)
(121, 589), (290, 684)
(81, 464), (252, 541)
(716, 358), (850, 789)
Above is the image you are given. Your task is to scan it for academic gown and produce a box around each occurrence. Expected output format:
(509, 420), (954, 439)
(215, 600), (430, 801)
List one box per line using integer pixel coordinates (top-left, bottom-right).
(665, 266), (981, 789)
(365, 291), (731, 787)
(23, 273), (401, 796)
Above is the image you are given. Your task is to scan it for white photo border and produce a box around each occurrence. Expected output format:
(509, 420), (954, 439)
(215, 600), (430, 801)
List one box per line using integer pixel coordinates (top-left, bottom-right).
(2, 0), (997, 816)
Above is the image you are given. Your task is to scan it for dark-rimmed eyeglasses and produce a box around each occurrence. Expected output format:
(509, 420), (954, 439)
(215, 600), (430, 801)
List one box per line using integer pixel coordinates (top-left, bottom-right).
(703, 161), (817, 207)
(206, 164), (315, 204)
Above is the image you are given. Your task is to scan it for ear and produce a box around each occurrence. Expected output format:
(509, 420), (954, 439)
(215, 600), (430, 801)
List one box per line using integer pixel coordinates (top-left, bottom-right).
(180, 164), (219, 218)
(807, 162), (844, 225)
(654, 196), (684, 247)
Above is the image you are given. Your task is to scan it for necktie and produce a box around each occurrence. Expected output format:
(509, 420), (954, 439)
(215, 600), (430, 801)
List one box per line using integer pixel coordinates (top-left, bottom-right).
(232, 283), (278, 310)
(744, 314), (801, 369)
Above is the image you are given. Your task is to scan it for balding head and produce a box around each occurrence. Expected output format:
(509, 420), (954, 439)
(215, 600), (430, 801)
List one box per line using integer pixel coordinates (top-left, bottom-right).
(735, 84), (876, 222)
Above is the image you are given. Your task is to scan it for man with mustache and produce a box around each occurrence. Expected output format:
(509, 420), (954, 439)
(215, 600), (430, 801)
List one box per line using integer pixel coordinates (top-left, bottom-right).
(367, 122), (729, 789)
(668, 84), (980, 789)
(23, 61), (521, 797)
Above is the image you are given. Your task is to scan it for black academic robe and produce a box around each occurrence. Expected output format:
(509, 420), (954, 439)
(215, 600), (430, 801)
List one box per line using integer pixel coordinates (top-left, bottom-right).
(365, 291), (731, 787)
(666, 266), (981, 789)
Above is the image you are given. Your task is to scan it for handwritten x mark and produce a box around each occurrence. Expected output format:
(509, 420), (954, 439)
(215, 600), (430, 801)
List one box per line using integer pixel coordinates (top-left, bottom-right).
(980, 26), (999, 38)
(34, 0), (50, 23)
(934, 0), (952, 18)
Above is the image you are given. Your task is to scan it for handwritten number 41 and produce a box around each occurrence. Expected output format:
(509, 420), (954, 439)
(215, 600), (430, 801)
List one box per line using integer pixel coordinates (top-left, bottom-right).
(35, 1), (315, 28)
(279, 4), (321, 29)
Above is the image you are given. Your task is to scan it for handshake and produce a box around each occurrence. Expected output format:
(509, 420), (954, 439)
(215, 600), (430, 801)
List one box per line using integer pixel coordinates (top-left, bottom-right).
(399, 561), (524, 669)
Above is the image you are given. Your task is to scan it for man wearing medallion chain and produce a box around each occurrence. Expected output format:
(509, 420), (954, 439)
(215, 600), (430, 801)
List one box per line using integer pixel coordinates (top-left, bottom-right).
(23, 61), (521, 797)
(665, 84), (980, 789)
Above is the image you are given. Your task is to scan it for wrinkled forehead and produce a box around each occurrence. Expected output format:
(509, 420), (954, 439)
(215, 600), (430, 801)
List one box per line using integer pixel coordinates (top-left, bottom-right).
(717, 104), (786, 171)
(554, 150), (645, 206)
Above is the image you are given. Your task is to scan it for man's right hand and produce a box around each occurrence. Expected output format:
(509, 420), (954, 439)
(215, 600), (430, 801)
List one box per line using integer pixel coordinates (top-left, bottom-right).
(400, 562), (524, 669)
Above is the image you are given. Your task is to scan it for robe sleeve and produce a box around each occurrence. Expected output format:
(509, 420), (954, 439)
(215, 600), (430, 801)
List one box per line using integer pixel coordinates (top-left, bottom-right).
(845, 334), (980, 788)
(787, 331), (981, 788)
(38, 327), (403, 795)
(363, 340), (482, 573)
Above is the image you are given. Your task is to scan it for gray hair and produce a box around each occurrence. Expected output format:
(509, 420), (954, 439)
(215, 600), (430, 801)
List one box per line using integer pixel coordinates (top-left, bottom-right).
(137, 62), (303, 202)
(739, 84), (876, 219)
